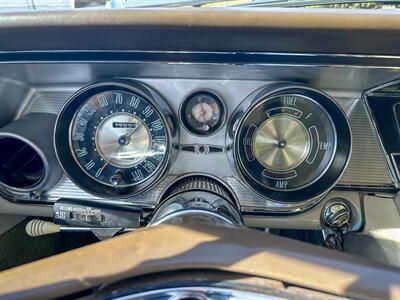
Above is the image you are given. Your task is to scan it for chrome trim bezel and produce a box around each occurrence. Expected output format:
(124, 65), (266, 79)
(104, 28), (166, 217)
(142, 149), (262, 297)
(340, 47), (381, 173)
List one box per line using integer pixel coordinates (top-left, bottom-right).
(4, 50), (400, 69)
(227, 84), (352, 208)
(112, 286), (284, 300)
(54, 79), (179, 199)
(70, 101), (156, 188)
(149, 209), (236, 227)
(1, 49), (393, 215)
(241, 93), (337, 192)
(321, 200), (351, 229)
(178, 89), (227, 137)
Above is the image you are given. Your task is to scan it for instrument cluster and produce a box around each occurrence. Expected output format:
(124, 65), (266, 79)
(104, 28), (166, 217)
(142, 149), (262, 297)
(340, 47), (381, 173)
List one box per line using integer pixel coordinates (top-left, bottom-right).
(53, 79), (352, 208)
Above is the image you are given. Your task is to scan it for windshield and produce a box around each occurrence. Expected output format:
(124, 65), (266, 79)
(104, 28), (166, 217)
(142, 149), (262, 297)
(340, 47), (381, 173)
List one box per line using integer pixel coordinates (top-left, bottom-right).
(1, 0), (400, 11)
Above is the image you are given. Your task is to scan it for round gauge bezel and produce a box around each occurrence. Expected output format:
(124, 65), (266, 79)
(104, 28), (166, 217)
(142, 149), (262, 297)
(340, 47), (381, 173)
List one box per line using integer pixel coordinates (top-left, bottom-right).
(238, 93), (338, 192)
(232, 86), (352, 204)
(69, 91), (166, 188)
(54, 80), (175, 199)
(179, 90), (226, 136)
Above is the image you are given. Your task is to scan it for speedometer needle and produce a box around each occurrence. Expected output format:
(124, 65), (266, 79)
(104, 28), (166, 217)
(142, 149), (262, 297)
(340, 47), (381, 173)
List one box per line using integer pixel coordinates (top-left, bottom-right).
(124, 122), (140, 143)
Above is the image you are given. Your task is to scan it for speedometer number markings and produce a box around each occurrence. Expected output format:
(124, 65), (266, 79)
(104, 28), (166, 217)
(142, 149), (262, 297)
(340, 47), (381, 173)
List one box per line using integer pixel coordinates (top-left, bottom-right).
(151, 119), (163, 131)
(95, 168), (103, 178)
(84, 160), (95, 170)
(54, 81), (174, 198)
(129, 96), (140, 108)
(131, 169), (144, 181)
(154, 136), (166, 144)
(75, 148), (88, 157)
(73, 132), (85, 142)
(70, 89), (168, 189)
(143, 160), (156, 173)
(114, 92), (123, 104)
(142, 106), (154, 118)
(84, 104), (96, 115)
(76, 117), (88, 127)
(98, 94), (108, 107)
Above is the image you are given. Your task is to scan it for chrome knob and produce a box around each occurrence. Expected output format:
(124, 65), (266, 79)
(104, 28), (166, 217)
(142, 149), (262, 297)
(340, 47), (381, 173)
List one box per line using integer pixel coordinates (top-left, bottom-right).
(323, 201), (351, 230)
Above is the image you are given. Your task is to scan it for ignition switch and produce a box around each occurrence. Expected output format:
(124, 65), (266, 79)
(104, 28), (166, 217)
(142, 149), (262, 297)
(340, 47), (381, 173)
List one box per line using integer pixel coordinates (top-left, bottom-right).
(322, 198), (352, 251)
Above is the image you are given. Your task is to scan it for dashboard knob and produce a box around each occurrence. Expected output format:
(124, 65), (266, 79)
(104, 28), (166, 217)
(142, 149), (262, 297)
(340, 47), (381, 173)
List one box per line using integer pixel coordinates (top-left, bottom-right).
(323, 201), (351, 230)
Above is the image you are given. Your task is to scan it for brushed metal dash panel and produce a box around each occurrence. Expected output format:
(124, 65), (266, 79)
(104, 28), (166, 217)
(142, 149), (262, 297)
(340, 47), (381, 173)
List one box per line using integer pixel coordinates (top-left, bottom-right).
(22, 91), (71, 115)
(48, 175), (177, 207)
(336, 98), (392, 186)
(25, 91), (392, 185)
(24, 86), (393, 208)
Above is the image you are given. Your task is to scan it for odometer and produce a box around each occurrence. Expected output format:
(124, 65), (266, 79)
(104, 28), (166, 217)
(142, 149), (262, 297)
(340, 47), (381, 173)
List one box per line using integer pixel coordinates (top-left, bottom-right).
(233, 86), (351, 203)
(55, 80), (175, 198)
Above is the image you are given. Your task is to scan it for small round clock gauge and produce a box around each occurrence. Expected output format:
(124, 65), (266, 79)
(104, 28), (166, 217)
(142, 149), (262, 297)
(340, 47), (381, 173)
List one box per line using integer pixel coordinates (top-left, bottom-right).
(180, 91), (226, 136)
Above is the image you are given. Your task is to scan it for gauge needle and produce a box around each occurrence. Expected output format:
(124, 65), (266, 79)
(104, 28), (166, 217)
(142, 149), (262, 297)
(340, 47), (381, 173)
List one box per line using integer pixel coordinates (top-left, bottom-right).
(99, 122), (140, 172)
(125, 122), (140, 141)
(200, 103), (206, 119)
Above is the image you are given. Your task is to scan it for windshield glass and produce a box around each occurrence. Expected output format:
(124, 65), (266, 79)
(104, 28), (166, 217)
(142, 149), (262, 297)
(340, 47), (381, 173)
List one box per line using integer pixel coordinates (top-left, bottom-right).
(1, 0), (400, 12)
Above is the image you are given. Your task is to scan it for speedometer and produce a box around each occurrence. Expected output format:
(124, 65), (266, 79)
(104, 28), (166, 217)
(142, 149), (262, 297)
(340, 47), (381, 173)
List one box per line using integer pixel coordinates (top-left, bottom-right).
(55, 80), (177, 198)
(231, 86), (351, 203)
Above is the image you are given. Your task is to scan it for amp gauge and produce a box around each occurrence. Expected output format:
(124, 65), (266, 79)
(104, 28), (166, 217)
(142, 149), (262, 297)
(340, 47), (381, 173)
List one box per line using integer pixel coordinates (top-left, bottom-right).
(180, 91), (226, 136)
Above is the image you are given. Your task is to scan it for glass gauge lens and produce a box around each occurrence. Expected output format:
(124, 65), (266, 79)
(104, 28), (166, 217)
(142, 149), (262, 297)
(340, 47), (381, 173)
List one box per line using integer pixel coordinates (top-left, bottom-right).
(181, 91), (225, 135)
(95, 113), (150, 168)
(233, 87), (351, 203)
(237, 94), (336, 192)
(70, 90), (167, 188)
(253, 116), (310, 172)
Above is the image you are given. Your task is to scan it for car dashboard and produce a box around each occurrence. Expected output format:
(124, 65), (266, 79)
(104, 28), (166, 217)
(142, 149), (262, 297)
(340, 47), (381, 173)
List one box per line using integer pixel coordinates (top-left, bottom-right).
(0, 8), (399, 240)
(0, 55), (393, 230)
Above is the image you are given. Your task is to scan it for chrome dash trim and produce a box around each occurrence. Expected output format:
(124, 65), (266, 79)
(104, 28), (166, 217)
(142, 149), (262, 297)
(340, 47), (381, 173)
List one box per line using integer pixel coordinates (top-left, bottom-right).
(112, 286), (285, 300)
(4, 50), (400, 68)
(3, 59), (394, 213)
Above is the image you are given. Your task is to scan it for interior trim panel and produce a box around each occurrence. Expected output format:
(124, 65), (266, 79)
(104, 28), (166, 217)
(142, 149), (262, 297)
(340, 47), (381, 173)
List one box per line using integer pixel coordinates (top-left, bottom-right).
(1, 9), (400, 55)
(0, 58), (394, 218)
(0, 8), (399, 230)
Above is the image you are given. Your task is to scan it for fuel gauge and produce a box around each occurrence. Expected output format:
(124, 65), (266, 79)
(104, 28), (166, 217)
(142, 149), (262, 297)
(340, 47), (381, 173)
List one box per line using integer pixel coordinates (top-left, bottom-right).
(180, 91), (225, 136)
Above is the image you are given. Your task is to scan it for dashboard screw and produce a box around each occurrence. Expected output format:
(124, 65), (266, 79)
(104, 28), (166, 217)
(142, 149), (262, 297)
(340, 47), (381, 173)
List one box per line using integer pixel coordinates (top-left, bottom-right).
(30, 191), (42, 200)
